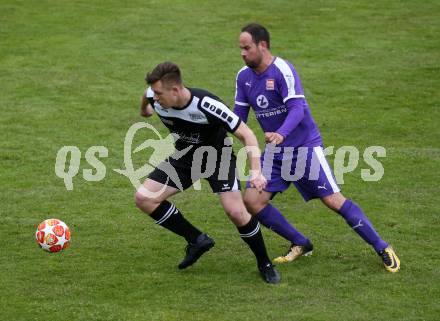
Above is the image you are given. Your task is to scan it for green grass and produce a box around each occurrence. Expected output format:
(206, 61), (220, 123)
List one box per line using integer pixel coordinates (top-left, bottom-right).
(1, 0), (439, 320)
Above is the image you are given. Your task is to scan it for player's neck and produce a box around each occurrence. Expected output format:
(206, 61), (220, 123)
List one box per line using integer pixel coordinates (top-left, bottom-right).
(175, 87), (192, 109)
(254, 54), (274, 74)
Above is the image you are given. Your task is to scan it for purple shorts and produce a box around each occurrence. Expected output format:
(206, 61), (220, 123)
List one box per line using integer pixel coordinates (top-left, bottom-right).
(247, 146), (340, 201)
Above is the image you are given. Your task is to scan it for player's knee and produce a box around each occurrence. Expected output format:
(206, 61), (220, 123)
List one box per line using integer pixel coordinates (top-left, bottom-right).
(224, 206), (242, 219)
(224, 207), (249, 226)
(134, 190), (147, 208)
(243, 195), (264, 215)
(134, 190), (158, 213)
(321, 193), (346, 211)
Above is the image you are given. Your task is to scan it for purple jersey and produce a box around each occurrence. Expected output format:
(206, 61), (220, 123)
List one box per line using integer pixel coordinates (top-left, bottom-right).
(234, 57), (322, 148)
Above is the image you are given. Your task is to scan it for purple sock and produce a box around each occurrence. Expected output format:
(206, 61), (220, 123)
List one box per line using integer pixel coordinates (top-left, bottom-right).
(338, 199), (388, 252)
(256, 204), (310, 246)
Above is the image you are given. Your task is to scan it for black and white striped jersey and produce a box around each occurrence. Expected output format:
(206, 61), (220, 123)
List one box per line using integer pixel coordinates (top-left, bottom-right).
(146, 87), (241, 150)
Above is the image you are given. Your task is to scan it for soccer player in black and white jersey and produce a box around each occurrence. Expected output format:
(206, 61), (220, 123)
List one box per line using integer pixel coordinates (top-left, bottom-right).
(135, 61), (280, 283)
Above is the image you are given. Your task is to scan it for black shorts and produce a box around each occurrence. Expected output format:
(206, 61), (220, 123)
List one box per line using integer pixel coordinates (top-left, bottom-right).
(148, 148), (241, 193)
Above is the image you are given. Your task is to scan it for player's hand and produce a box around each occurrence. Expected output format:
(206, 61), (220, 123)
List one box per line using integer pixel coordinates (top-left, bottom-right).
(264, 132), (284, 145)
(249, 171), (267, 192)
(140, 102), (154, 118)
(140, 104), (149, 117)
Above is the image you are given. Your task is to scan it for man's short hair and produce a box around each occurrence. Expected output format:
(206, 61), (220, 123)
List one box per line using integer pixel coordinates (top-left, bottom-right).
(146, 62), (182, 86)
(241, 23), (270, 49)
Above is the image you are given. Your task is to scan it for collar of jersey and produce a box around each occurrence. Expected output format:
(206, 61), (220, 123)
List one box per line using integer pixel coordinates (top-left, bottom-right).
(251, 56), (277, 78)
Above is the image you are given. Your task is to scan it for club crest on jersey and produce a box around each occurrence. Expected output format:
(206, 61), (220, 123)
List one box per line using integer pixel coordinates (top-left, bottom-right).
(266, 79), (275, 90)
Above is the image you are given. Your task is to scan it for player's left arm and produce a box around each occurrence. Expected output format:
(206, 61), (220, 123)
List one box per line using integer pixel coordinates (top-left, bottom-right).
(266, 63), (306, 144)
(266, 98), (305, 144)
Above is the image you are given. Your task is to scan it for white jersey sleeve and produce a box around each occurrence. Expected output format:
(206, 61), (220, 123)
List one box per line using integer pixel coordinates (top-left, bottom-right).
(274, 57), (305, 103)
(199, 96), (241, 132)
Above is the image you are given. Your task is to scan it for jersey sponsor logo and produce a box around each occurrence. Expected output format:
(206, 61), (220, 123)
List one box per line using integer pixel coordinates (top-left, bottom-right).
(245, 81), (252, 87)
(266, 79), (275, 90)
(256, 95), (269, 109)
(189, 112), (205, 121)
(255, 106), (287, 119)
(174, 132), (201, 144)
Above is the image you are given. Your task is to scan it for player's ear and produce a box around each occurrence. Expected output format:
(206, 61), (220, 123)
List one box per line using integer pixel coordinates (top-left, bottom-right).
(171, 85), (180, 95)
(259, 40), (269, 50)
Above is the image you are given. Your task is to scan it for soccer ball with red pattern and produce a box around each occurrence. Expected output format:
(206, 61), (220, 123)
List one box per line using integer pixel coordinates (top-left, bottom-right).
(35, 219), (71, 252)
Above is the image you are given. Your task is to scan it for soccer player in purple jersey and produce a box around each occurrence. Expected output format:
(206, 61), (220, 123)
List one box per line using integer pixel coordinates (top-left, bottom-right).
(233, 23), (400, 272)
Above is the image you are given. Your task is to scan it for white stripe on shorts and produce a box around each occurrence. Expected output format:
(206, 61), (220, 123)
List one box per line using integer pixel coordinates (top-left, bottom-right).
(232, 177), (239, 191)
(313, 147), (340, 193)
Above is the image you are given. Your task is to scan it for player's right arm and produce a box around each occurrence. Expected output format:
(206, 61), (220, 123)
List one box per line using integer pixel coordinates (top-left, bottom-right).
(140, 88), (154, 118)
(199, 94), (266, 191)
(232, 122), (266, 192)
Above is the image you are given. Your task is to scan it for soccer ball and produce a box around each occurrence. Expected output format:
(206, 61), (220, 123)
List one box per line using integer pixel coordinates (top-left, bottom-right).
(35, 219), (71, 252)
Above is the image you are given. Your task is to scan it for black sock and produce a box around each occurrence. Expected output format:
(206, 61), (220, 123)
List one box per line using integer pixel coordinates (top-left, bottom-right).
(150, 201), (201, 243)
(237, 217), (271, 267)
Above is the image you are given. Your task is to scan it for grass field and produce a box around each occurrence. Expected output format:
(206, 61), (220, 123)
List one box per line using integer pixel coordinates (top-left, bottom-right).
(1, 1), (439, 320)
